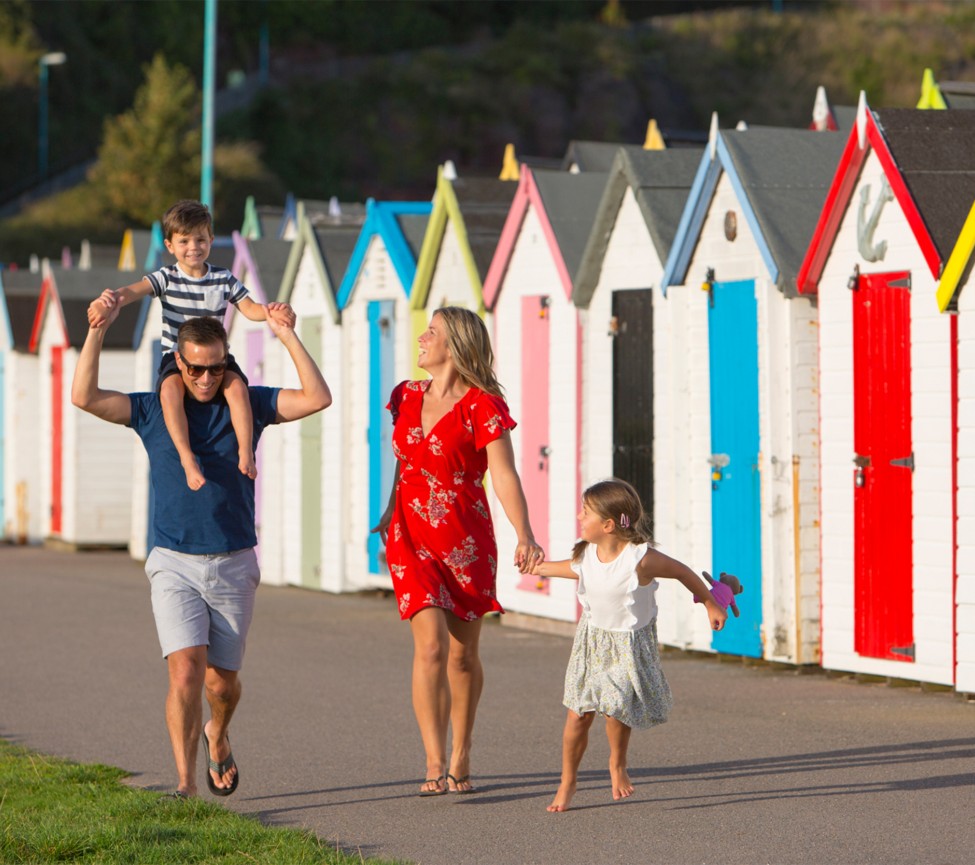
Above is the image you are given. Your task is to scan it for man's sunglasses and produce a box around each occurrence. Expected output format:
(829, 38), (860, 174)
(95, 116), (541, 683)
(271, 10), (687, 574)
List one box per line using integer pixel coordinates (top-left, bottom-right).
(178, 352), (228, 378)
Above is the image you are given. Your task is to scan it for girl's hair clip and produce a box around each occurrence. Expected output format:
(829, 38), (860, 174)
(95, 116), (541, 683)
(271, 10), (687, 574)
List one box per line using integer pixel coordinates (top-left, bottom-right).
(619, 513), (630, 528)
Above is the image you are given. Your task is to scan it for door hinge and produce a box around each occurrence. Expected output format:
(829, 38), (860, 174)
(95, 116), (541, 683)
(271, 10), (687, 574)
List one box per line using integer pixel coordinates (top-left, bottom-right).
(889, 453), (914, 471)
(888, 275), (911, 291)
(890, 643), (915, 660)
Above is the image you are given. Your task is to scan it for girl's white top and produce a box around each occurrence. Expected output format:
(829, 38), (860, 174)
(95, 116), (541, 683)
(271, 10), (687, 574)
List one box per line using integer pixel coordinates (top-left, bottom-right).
(570, 542), (658, 632)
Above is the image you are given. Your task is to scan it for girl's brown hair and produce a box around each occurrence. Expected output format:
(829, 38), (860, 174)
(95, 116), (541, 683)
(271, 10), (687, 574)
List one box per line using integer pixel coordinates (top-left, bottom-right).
(571, 478), (654, 562)
(434, 306), (505, 399)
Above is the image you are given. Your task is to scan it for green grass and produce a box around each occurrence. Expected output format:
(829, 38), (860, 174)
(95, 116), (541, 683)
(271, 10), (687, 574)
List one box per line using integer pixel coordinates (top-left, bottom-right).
(0, 741), (408, 865)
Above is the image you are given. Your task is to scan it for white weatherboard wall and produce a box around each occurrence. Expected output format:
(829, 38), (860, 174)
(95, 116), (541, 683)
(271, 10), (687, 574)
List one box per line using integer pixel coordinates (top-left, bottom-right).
(491, 206), (579, 622)
(957, 286), (975, 694)
(344, 235), (413, 592)
(427, 219), (480, 311)
(2, 351), (41, 543)
(667, 171), (822, 662)
(274, 250), (346, 591)
(818, 151), (954, 685)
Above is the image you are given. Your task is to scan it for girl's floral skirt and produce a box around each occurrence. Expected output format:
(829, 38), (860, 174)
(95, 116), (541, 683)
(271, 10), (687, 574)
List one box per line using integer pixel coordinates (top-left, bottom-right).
(562, 612), (673, 730)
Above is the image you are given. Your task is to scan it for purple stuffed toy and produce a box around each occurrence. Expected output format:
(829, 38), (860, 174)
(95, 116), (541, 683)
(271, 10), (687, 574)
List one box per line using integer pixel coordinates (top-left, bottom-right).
(695, 571), (743, 618)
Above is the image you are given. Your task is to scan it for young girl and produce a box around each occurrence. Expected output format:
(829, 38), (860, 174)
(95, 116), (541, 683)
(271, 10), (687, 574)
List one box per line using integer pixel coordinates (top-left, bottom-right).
(531, 478), (729, 813)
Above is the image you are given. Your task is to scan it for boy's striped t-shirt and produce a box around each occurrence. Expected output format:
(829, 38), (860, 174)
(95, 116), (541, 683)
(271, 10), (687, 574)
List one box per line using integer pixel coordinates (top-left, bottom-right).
(145, 264), (249, 352)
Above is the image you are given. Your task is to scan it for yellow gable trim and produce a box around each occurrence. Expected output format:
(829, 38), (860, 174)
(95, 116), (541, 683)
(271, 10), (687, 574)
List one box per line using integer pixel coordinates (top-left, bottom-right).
(937, 199), (975, 312)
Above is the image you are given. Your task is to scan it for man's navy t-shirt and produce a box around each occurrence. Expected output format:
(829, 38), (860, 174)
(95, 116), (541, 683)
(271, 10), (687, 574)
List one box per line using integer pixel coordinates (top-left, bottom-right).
(129, 387), (279, 554)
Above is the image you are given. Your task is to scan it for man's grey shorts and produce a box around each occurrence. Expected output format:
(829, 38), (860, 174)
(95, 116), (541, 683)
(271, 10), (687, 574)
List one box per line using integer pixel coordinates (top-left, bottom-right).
(145, 546), (260, 670)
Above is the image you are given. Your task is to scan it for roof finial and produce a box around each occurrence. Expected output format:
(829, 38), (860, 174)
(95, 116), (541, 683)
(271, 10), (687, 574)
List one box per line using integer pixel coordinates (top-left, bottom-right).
(443, 159), (458, 181)
(643, 118), (666, 150)
(708, 112), (719, 161)
(856, 91), (868, 150)
(499, 143), (520, 181)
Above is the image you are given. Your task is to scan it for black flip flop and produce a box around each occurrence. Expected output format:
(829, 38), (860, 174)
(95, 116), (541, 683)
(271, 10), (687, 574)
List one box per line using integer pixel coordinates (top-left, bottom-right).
(202, 727), (239, 797)
(418, 775), (448, 797)
(447, 773), (476, 794)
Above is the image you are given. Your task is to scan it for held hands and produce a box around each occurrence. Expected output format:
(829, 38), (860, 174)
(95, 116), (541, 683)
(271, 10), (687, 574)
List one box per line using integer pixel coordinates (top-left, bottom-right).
(266, 302), (296, 331)
(514, 539), (544, 574)
(87, 289), (120, 329)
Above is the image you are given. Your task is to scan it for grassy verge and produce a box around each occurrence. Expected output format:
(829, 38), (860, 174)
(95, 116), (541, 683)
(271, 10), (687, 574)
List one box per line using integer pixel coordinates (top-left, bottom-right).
(0, 740), (407, 865)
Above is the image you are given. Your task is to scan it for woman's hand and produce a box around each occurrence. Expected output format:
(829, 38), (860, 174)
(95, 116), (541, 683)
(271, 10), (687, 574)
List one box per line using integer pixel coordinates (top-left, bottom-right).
(370, 508), (393, 546)
(514, 539), (544, 574)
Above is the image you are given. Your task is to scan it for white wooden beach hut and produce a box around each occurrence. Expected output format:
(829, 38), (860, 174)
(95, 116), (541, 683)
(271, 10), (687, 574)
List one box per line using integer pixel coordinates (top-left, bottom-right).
(482, 167), (607, 623)
(797, 102), (975, 687)
(660, 122), (846, 662)
(33, 265), (141, 547)
(571, 145), (702, 648)
(0, 269), (43, 543)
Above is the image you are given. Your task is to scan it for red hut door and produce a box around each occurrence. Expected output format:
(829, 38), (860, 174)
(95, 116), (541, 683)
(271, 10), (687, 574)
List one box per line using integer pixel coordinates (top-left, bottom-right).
(50, 345), (63, 535)
(852, 271), (913, 662)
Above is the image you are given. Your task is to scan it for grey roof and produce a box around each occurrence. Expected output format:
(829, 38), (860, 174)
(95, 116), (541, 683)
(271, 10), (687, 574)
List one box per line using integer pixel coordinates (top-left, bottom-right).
(47, 267), (142, 349)
(1, 269), (43, 350)
(450, 176), (517, 280)
(395, 213), (431, 261)
(873, 108), (975, 261)
(246, 239), (292, 300)
(831, 105), (857, 131)
(313, 225), (361, 288)
(720, 126), (848, 295)
(574, 147), (703, 308)
(301, 199), (367, 228)
(531, 170), (609, 282)
(207, 242), (236, 271)
(941, 81), (975, 111)
(563, 141), (644, 173)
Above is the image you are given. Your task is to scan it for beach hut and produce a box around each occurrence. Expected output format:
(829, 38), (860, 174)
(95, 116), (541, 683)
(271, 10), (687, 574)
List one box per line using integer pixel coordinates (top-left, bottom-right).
(571, 145), (702, 644)
(409, 162), (517, 374)
(660, 121), (846, 662)
(240, 194), (286, 240)
(32, 265), (141, 547)
(483, 167), (608, 623)
(0, 269), (43, 543)
(797, 102), (975, 686)
(336, 199), (432, 590)
(273, 200), (362, 591)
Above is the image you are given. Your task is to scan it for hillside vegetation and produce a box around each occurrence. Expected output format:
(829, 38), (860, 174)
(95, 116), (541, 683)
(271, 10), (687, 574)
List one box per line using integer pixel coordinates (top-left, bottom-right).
(3, 0), (975, 264)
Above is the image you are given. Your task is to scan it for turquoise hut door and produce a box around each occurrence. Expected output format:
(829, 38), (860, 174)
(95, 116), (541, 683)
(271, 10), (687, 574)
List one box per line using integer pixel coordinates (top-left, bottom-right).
(852, 271), (913, 662)
(708, 279), (762, 657)
(300, 317), (323, 587)
(368, 301), (396, 576)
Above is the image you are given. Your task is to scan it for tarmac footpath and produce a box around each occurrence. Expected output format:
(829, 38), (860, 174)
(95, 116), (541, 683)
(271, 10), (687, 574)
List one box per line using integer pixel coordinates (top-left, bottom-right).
(2, 545), (973, 865)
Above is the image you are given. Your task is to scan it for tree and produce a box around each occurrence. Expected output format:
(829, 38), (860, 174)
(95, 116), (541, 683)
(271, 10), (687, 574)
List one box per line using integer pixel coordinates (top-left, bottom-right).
(88, 53), (201, 225)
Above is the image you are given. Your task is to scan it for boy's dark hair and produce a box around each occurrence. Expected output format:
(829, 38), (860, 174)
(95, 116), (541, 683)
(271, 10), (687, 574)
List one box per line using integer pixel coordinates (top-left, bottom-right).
(162, 200), (214, 241)
(177, 317), (229, 354)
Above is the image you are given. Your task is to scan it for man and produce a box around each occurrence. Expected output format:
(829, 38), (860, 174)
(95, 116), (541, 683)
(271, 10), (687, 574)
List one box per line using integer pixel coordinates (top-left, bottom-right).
(72, 304), (331, 798)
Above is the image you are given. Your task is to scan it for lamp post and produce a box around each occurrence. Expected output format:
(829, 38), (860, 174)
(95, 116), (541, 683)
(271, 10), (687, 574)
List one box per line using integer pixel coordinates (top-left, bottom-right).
(38, 51), (67, 181)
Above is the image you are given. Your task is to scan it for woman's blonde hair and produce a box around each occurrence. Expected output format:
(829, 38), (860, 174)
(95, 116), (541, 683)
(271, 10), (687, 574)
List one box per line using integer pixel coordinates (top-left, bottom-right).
(572, 478), (654, 562)
(434, 306), (504, 398)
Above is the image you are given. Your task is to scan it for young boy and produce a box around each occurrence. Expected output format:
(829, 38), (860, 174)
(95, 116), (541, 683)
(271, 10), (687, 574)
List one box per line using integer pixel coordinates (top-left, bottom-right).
(88, 199), (295, 490)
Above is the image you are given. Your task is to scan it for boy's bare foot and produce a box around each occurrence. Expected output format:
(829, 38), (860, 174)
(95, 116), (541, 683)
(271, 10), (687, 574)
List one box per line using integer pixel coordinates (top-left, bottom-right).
(610, 766), (634, 800)
(239, 453), (257, 479)
(181, 457), (206, 490)
(547, 780), (576, 812)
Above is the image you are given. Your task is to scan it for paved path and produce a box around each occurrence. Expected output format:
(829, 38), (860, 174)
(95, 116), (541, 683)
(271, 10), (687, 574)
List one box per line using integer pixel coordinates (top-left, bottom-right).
(2, 545), (973, 865)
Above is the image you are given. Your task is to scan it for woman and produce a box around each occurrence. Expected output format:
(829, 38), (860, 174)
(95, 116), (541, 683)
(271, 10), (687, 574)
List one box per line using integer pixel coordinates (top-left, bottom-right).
(372, 307), (543, 796)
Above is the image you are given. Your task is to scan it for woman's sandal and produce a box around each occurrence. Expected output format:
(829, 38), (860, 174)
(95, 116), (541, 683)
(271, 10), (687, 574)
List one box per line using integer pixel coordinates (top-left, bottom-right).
(447, 773), (476, 794)
(418, 774), (448, 797)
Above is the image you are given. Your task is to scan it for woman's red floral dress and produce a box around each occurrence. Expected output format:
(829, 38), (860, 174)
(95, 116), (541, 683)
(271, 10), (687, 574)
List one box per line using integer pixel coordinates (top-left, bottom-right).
(386, 380), (515, 621)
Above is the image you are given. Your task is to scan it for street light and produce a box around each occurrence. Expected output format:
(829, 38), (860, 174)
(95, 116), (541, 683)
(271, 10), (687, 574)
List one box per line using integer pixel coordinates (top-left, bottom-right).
(38, 51), (67, 181)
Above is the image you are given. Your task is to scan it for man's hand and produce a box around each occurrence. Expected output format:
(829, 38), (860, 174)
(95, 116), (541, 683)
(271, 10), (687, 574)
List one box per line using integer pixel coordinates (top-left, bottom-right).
(88, 289), (120, 329)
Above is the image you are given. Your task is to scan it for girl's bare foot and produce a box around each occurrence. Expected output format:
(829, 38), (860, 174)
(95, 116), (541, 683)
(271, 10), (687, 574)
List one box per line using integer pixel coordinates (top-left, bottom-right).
(239, 452), (257, 479)
(610, 765), (634, 800)
(181, 456), (206, 490)
(547, 780), (577, 812)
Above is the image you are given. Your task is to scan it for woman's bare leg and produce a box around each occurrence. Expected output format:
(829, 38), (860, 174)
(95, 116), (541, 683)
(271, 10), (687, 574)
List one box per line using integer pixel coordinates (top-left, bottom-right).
(409, 607), (449, 793)
(445, 615), (483, 792)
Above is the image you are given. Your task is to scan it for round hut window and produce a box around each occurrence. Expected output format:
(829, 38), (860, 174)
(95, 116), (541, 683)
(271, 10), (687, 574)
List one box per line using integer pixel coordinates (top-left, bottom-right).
(724, 210), (737, 242)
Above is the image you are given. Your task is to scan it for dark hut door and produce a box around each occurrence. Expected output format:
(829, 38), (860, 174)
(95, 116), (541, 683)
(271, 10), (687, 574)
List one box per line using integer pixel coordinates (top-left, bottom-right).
(612, 289), (653, 517)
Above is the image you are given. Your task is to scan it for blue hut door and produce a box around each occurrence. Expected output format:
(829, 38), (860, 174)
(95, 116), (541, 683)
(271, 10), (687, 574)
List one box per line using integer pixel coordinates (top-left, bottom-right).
(708, 279), (762, 657)
(368, 301), (396, 576)
(300, 316), (323, 587)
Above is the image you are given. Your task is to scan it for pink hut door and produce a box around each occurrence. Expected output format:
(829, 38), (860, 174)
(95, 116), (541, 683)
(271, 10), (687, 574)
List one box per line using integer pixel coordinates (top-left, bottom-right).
(852, 271), (914, 662)
(518, 295), (551, 594)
